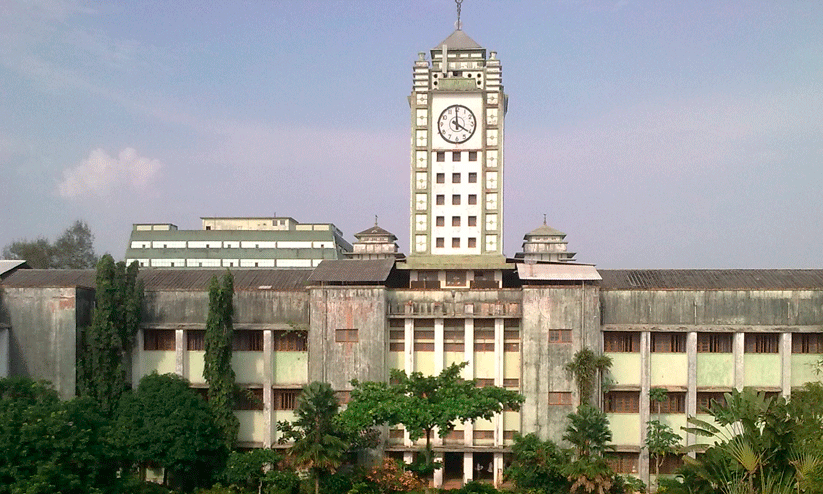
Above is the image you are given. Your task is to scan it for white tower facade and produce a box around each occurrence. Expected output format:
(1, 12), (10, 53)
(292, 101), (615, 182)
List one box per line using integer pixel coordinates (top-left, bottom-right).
(409, 29), (507, 259)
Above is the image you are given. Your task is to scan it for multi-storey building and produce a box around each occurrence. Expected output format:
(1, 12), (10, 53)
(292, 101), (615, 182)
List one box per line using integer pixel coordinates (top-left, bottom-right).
(2, 24), (822, 490)
(125, 216), (352, 269)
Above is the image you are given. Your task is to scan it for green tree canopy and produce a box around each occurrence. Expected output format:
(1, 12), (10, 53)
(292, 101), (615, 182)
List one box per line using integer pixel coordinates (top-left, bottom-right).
(2, 220), (98, 269)
(506, 432), (570, 493)
(112, 373), (227, 491)
(565, 348), (612, 405)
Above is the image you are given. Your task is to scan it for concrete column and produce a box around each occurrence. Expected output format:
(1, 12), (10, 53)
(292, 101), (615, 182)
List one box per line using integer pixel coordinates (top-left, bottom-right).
(133, 329), (144, 387)
(464, 319), (474, 446)
(433, 452), (444, 488)
(686, 331), (697, 450)
(263, 330), (273, 448)
(434, 318), (444, 374)
(175, 329), (185, 377)
(0, 328), (9, 378)
(734, 332), (745, 390)
(494, 319), (504, 446)
(463, 452), (474, 484)
(493, 453), (504, 488)
(405, 319), (414, 373)
(781, 332), (792, 398)
(639, 331), (651, 485)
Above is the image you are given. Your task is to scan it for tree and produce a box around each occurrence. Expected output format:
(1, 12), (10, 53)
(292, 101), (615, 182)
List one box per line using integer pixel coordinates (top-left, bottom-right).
(343, 362), (524, 478)
(506, 432), (570, 493)
(0, 377), (118, 494)
(645, 388), (682, 491)
(2, 220), (97, 269)
(562, 404), (616, 494)
(203, 271), (239, 448)
(112, 373), (227, 491)
(77, 254), (143, 415)
(220, 448), (284, 494)
(278, 381), (348, 494)
(565, 348), (612, 405)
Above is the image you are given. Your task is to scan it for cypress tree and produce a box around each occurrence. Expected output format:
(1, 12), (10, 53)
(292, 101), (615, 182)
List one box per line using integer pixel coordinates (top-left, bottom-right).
(204, 272), (239, 448)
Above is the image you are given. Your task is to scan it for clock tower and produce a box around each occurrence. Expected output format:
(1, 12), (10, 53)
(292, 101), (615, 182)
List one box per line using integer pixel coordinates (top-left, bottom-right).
(408, 27), (507, 263)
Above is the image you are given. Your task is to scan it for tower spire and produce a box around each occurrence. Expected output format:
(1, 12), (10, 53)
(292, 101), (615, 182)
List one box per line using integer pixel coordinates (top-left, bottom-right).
(455, 0), (463, 30)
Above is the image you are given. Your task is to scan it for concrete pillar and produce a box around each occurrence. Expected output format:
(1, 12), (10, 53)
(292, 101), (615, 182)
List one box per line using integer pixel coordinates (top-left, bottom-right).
(493, 453), (504, 488)
(494, 319), (504, 446)
(175, 329), (185, 377)
(0, 327), (9, 378)
(405, 319), (414, 373)
(434, 319), (444, 447)
(734, 332), (745, 390)
(263, 330), (273, 448)
(639, 331), (651, 485)
(686, 331), (697, 450)
(464, 319), (474, 445)
(133, 329), (144, 387)
(433, 452), (444, 488)
(463, 452), (474, 484)
(781, 332), (792, 398)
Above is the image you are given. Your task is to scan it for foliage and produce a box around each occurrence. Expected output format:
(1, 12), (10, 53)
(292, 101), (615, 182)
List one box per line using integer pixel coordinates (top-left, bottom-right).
(262, 469), (301, 494)
(505, 432), (570, 493)
(562, 404), (616, 494)
(343, 362), (523, 477)
(445, 480), (504, 493)
(278, 381), (348, 494)
(646, 388), (682, 489)
(204, 271), (240, 448)
(112, 373), (227, 491)
(0, 377), (118, 494)
(77, 254), (143, 415)
(2, 220), (98, 268)
(611, 474), (646, 494)
(364, 457), (426, 493)
(220, 448), (282, 492)
(565, 348), (612, 405)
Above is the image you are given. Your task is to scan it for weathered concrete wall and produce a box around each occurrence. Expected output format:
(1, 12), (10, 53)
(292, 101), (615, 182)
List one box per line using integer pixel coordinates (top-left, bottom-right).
(1, 287), (83, 399)
(308, 287), (386, 391)
(142, 289), (309, 327)
(520, 283), (601, 441)
(602, 290), (823, 328)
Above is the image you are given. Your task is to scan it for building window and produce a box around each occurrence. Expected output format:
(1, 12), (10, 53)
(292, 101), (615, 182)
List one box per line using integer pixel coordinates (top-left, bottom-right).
(389, 320), (405, 352)
(452, 173), (461, 183)
(604, 391), (640, 413)
(469, 151), (478, 161)
(504, 378), (520, 389)
(436, 216), (445, 227)
(452, 151), (461, 162)
(468, 194), (477, 205)
(274, 389), (298, 410)
(436, 173), (445, 183)
(604, 332), (640, 352)
(436, 237), (444, 248)
(504, 321), (520, 351)
(548, 392), (572, 406)
(274, 330), (307, 351)
(698, 333), (732, 353)
(606, 453), (639, 474)
(658, 455), (685, 474)
(452, 238), (460, 248)
(745, 334), (779, 353)
(467, 237), (476, 248)
(473, 430), (494, 440)
(697, 392), (727, 412)
(474, 319), (495, 352)
(235, 388), (264, 410)
(444, 320), (464, 352)
(452, 216), (461, 227)
(452, 194), (461, 205)
(445, 271), (466, 286)
(549, 329), (572, 344)
(144, 329), (175, 351)
(335, 328), (358, 343)
(652, 333), (686, 353)
(187, 330), (205, 351)
(468, 172), (477, 183)
(414, 321), (434, 351)
(792, 333), (823, 354)
(436, 195), (445, 205)
(389, 428), (405, 440)
(652, 392), (686, 414)
(233, 330), (264, 351)
(468, 216), (477, 226)
(436, 151), (445, 162)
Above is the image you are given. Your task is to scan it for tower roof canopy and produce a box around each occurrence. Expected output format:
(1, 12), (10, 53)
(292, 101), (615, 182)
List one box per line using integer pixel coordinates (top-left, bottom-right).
(354, 224), (396, 240)
(525, 223), (566, 238)
(433, 29), (482, 51)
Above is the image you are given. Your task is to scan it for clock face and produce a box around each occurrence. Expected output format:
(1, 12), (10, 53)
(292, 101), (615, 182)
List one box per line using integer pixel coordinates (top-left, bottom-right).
(437, 105), (476, 144)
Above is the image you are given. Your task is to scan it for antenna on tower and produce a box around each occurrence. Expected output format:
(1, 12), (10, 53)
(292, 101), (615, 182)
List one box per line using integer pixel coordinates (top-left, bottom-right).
(455, 0), (463, 30)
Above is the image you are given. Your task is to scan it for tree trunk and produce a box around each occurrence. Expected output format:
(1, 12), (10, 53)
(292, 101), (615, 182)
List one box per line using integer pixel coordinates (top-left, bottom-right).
(315, 475), (319, 494)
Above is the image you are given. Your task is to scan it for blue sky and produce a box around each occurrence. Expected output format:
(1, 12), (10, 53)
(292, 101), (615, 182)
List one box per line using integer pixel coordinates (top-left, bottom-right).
(1, 0), (821, 268)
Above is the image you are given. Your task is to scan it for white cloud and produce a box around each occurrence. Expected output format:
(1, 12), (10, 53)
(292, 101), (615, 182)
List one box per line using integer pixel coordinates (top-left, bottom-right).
(57, 147), (162, 198)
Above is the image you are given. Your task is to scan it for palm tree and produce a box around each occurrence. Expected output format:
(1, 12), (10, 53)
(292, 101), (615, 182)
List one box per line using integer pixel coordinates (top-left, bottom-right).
(565, 348), (612, 405)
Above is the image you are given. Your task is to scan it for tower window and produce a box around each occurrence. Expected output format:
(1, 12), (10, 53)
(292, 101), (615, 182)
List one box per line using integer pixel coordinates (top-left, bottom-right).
(468, 216), (477, 226)
(468, 172), (477, 183)
(452, 216), (461, 227)
(452, 195), (461, 205)
(452, 238), (460, 248)
(453, 152), (461, 162)
(436, 216), (445, 227)
(469, 151), (478, 161)
(436, 151), (445, 162)
(436, 195), (445, 205)
(452, 173), (461, 183)
(436, 238), (444, 248)
(468, 194), (477, 205)
(468, 238), (477, 248)
(436, 173), (445, 183)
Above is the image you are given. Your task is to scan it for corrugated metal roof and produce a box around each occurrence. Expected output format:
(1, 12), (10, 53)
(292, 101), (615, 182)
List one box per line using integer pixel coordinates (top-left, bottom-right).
(599, 270), (823, 290)
(0, 260), (29, 277)
(517, 263), (602, 281)
(308, 259), (395, 283)
(1, 269), (311, 291)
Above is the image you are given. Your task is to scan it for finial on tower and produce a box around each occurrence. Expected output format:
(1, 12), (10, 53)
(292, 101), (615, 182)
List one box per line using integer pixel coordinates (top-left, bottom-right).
(455, 0), (463, 30)
(543, 214), (547, 226)
(374, 215), (378, 226)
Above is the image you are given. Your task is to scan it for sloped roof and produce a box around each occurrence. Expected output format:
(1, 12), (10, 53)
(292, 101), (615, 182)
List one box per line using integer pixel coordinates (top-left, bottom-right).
(524, 224), (566, 238)
(0, 269), (96, 288)
(0, 260), (29, 277)
(308, 259), (395, 284)
(354, 225), (396, 239)
(433, 30), (482, 50)
(517, 263), (601, 281)
(599, 270), (823, 290)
